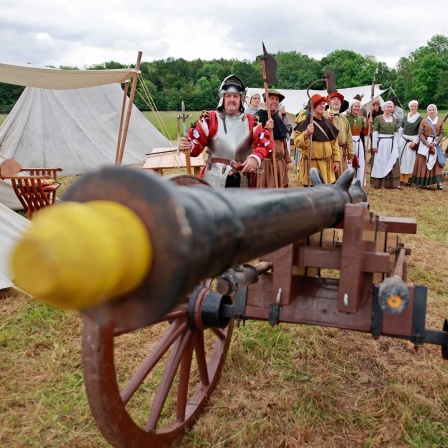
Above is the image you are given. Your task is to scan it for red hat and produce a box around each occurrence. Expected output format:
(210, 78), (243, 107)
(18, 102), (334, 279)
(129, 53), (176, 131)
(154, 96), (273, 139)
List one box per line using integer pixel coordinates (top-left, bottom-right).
(327, 91), (345, 102)
(310, 94), (327, 106)
(326, 90), (349, 113)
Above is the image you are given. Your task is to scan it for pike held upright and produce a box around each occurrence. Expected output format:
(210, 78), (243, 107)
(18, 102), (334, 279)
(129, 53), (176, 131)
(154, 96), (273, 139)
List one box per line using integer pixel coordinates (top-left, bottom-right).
(260, 42), (279, 188)
(177, 101), (192, 174)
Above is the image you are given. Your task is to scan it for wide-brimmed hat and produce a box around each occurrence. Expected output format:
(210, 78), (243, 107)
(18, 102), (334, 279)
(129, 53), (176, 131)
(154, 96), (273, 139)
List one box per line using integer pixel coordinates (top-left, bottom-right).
(263, 89), (285, 103)
(326, 91), (349, 113)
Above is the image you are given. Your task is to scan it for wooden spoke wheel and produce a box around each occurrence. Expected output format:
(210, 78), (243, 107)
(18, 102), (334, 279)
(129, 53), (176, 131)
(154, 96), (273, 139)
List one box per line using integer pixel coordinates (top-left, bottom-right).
(82, 297), (233, 448)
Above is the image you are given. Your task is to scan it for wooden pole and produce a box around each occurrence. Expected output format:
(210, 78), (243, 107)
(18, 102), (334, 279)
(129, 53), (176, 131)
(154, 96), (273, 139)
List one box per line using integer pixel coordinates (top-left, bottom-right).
(261, 59), (279, 188)
(308, 99), (314, 187)
(115, 80), (130, 164)
(185, 146), (192, 174)
(364, 76), (376, 186)
(180, 101), (192, 174)
(117, 51), (142, 166)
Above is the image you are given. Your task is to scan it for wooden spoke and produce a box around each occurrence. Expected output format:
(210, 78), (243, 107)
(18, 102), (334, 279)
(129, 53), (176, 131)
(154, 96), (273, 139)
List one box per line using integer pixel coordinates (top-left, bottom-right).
(194, 331), (210, 387)
(121, 319), (188, 405)
(146, 329), (193, 431)
(176, 333), (197, 422)
(211, 327), (227, 340)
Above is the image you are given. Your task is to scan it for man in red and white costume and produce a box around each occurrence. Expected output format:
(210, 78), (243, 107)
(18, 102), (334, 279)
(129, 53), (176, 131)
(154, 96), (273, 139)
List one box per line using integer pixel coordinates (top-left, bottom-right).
(179, 74), (274, 188)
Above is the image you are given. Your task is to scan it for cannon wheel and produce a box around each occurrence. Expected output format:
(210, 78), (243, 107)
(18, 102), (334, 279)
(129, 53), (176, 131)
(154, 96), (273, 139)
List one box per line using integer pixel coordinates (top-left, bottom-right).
(165, 173), (209, 187)
(82, 174), (233, 448)
(82, 305), (233, 448)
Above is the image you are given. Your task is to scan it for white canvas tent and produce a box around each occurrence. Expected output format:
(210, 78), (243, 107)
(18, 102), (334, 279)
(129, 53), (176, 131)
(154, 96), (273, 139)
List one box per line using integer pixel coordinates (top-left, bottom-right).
(0, 202), (31, 289)
(0, 60), (173, 207)
(245, 85), (386, 115)
(0, 58), (173, 288)
(0, 84), (172, 177)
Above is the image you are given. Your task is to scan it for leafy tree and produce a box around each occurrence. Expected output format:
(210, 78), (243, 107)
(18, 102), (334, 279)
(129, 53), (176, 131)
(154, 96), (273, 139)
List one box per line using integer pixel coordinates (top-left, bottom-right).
(134, 79), (167, 111)
(195, 62), (223, 81)
(412, 53), (444, 107)
(229, 59), (262, 88)
(395, 35), (448, 108)
(321, 50), (362, 86)
(190, 76), (221, 110)
(59, 65), (80, 70)
(88, 61), (126, 70)
(0, 83), (25, 112)
(273, 51), (321, 89)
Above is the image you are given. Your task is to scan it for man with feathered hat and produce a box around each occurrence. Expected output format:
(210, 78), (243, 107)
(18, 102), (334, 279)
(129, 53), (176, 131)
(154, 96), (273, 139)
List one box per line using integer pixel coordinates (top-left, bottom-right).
(324, 91), (354, 179)
(180, 74), (273, 188)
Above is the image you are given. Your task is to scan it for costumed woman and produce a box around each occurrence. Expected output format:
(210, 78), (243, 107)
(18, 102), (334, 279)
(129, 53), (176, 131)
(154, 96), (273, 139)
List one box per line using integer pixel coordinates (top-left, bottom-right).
(346, 99), (368, 186)
(370, 100), (401, 189)
(411, 104), (446, 190)
(244, 92), (261, 114)
(398, 100), (422, 186)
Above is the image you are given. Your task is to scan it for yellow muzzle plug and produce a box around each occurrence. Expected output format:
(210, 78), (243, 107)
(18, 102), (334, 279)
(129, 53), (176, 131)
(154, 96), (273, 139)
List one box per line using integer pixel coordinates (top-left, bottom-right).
(11, 201), (152, 309)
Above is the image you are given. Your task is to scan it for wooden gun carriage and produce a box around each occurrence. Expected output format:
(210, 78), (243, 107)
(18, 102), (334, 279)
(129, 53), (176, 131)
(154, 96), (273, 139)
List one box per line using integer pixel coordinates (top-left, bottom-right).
(14, 167), (448, 448)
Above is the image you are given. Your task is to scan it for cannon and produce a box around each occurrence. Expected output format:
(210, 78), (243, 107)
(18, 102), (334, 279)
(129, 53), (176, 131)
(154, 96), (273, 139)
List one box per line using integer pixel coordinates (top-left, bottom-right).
(10, 167), (448, 448)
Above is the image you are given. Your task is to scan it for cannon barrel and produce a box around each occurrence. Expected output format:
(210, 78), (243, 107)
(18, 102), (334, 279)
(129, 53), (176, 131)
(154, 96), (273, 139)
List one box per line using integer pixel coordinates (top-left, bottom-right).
(12, 167), (366, 330)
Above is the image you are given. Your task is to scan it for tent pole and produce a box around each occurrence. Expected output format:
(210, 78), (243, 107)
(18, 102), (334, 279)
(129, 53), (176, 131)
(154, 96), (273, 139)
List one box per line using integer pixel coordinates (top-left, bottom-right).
(117, 51), (143, 166)
(115, 80), (130, 164)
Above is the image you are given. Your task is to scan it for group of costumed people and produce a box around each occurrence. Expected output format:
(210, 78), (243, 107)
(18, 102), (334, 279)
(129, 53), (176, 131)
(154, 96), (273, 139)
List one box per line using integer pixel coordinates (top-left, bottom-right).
(180, 73), (446, 191)
(180, 74), (291, 189)
(371, 100), (446, 190)
(294, 91), (367, 187)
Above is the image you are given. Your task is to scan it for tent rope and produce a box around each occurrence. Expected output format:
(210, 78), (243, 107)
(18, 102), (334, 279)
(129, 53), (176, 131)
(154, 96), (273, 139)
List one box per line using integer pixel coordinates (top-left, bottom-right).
(137, 75), (175, 145)
(135, 74), (184, 169)
(389, 86), (404, 109)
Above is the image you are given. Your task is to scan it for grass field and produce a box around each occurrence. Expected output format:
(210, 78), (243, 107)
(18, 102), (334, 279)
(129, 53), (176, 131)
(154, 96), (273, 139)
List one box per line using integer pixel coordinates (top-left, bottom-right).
(1, 109), (448, 447)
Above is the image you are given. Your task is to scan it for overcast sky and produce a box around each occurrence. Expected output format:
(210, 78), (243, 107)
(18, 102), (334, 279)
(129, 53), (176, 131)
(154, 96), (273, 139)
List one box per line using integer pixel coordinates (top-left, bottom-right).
(1, 0), (446, 70)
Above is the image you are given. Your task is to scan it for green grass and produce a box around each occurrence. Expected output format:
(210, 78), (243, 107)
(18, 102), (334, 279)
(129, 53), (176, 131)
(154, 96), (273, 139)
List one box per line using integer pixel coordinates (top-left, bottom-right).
(143, 110), (202, 142)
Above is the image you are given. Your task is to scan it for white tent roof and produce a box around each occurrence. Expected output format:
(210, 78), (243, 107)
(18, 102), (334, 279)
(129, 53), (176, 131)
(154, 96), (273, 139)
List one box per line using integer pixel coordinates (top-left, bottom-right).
(0, 84), (172, 177)
(0, 202), (31, 290)
(0, 62), (138, 90)
(246, 85), (386, 115)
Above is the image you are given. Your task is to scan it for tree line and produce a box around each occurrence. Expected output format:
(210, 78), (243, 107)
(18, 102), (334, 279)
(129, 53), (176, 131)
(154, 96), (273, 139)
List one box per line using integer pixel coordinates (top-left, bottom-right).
(0, 34), (447, 113)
